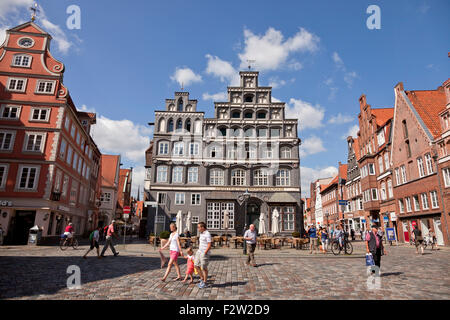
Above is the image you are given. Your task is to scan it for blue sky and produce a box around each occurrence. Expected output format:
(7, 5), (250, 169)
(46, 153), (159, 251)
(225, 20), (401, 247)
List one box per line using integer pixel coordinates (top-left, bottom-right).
(1, 0), (449, 197)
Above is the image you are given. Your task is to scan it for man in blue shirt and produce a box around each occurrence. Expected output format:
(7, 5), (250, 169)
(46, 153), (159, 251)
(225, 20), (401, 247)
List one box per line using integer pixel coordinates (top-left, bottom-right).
(307, 225), (318, 254)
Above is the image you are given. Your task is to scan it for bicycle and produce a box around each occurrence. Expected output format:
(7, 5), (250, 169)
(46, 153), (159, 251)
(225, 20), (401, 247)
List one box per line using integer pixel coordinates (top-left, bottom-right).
(59, 234), (79, 250)
(331, 237), (353, 255)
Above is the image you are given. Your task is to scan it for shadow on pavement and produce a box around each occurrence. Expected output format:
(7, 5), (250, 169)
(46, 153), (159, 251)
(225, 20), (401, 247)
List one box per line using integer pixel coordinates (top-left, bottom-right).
(381, 272), (404, 277)
(211, 281), (247, 288)
(0, 255), (161, 299)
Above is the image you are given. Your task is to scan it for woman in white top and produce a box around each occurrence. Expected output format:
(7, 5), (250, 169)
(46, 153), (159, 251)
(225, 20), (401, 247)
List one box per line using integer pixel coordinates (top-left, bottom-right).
(160, 223), (183, 282)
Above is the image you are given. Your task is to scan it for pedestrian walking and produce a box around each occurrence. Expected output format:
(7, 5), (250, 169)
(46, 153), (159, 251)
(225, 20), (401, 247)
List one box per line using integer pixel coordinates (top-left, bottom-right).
(244, 224), (257, 267)
(429, 230), (437, 250)
(365, 225), (387, 272)
(321, 227), (329, 253)
(100, 220), (119, 257)
(307, 225), (318, 254)
(412, 225), (424, 255)
(181, 247), (195, 284)
(160, 223), (183, 282)
(83, 227), (102, 259)
(194, 222), (212, 289)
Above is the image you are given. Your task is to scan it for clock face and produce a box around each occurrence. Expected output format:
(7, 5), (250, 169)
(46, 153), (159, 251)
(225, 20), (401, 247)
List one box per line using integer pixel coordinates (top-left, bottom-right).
(18, 37), (34, 48)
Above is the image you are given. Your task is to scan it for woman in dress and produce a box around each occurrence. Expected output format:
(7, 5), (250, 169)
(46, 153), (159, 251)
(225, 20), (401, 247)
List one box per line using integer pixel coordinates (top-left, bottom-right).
(160, 223), (183, 281)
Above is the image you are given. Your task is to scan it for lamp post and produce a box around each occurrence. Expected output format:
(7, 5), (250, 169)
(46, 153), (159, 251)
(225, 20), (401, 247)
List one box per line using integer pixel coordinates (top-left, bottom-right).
(241, 189), (251, 254)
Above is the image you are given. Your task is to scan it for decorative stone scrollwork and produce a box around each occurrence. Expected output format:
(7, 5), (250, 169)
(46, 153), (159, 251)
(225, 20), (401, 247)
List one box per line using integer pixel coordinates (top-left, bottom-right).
(53, 64), (62, 72)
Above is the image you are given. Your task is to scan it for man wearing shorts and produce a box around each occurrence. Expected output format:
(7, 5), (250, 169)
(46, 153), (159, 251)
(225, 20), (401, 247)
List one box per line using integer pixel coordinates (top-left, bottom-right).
(83, 227), (101, 259)
(194, 222), (211, 289)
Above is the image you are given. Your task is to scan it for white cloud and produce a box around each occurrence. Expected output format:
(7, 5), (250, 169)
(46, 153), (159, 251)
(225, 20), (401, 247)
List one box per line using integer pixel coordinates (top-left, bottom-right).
(342, 124), (359, 139)
(40, 17), (72, 54)
(328, 113), (353, 124)
(202, 92), (227, 101)
(331, 52), (358, 88)
(170, 67), (202, 87)
(332, 52), (344, 68)
(205, 54), (239, 85)
(79, 104), (96, 113)
(91, 116), (153, 164)
(300, 135), (326, 157)
(344, 71), (358, 88)
(285, 98), (325, 130)
(238, 27), (319, 71)
(0, 0), (33, 21)
(268, 77), (295, 89)
(300, 166), (338, 197)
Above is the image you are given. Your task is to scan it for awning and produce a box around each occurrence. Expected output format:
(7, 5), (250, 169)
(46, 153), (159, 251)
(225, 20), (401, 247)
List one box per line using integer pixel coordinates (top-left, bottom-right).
(267, 192), (298, 203)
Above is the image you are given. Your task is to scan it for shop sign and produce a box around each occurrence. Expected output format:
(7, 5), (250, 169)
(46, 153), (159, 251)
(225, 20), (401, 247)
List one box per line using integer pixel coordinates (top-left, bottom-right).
(390, 212), (397, 221)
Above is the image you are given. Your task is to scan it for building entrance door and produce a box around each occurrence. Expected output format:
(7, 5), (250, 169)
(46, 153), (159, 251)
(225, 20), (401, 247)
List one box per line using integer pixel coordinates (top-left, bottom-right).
(247, 203), (260, 232)
(9, 211), (36, 245)
(433, 217), (444, 246)
(402, 221), (409, 243)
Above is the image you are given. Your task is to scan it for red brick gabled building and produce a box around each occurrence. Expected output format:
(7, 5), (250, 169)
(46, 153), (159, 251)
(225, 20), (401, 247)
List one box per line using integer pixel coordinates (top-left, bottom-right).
(321, 163), (347, 230)
(117, 168), (133, 218)
(391, 81), (450, 246)
(0, 21), (102, 244)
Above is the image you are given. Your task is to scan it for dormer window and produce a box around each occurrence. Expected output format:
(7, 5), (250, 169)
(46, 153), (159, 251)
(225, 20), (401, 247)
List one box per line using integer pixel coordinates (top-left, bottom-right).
(12, 54), (32, 67)
(36, 80), (56, 94)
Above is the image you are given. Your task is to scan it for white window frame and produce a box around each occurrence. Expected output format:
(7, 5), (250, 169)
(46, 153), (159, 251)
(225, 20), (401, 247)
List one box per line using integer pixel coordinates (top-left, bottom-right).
(231, 169), (246, 186)
(276, 169), (290, 186)
(30, 107), (51, 122)
(413, 195), (420, 212)
(398, 199), (405, 213)
(400, 165), (407, 184)
(387, 179), (393, 199)
(384, 153), (390, 170)
(172, 166), (183, 183)
(280, 147), (291, 159)
(210, 168), (224, 186)
(23, 132), (46, 153)
(189, 142), (199, 156)
(430, 191), (439, 209)
(425, 154), (434, 175)
(378, 156), (384, 174)
(368, 163), (375, 175)
(191, 193), (201, 206)
(173, 142), (184, 156)
(421, 193), (429, 210)
(371, 188), (378, 201)
(12, 54), (32, 68)
(100, 192), (112, 203)
(7, 77), (27, 92)
(0, 104), (21, 120)
(158, 141), (169, 155)
(405, 197), (412, 212)
(35, 80), (56, 95)
(0, 163), (9, 189)
(443, 168), (450, 188)
(16, 165), (40, 191)
(175, 192), (185, 205)
(417, 158), (425, 178)
(187, 167), (198, 183)
(253, 169), (269, 186)
(0, 130), (16, 151)
(156, 166), (168, 183)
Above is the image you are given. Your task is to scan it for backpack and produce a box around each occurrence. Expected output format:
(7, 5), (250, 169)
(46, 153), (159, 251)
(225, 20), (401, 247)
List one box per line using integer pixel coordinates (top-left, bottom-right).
(89, 230), (95, 242)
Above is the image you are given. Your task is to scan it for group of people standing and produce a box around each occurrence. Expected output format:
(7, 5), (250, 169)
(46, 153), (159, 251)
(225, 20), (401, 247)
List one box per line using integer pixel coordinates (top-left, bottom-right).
(305, 224), (347, 254)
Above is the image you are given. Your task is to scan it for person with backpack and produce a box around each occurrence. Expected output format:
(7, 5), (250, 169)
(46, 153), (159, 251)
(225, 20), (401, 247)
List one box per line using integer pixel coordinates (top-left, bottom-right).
(412, 225), (424, 255)
(83, 227), (102, 259)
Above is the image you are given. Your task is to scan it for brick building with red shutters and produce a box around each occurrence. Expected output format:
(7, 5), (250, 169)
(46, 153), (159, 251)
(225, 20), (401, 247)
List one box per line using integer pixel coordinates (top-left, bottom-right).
(0, 21), (102, 244)
(392, 81), (450, 246)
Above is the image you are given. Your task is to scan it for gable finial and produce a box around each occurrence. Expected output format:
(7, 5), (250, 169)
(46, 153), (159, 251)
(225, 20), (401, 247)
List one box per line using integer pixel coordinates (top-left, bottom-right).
(30, 2), (39, 22)
(247, 59), (256, 70)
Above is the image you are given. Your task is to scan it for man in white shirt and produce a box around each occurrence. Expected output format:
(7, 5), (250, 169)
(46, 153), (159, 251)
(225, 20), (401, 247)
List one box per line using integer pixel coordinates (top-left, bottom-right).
(194, 222), (212, 289)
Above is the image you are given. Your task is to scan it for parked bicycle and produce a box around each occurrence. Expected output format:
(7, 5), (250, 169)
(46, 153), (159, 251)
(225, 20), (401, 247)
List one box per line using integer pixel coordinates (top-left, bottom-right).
(59, 234), (79, 250)
(331, 235), (353, 255)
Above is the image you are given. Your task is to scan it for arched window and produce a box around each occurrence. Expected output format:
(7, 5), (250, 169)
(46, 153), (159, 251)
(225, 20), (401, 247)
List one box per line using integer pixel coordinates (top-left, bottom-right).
(244, 127), (255, 138)
(280, 147), (291, 159)
(168, 104), (175, 111)
(380, 182), (386, 200)
(158, 118), (166, 132)
(257, 111), (267, 119)
(387, 179), (393, 198)
(210, 168), (224, 185)
(167, 119), (174, 133)
(231, 169), (246, 186)
(177, 98), (183, 112)
(232, 111), (241, 119)
(244, 111), (253, 119)
(185, 119), (191, 132)
(186, 104), (192, 112)
(218, 127), (227, 137)
(276, 169), (290, 186)
(253, 169), (269, 186)
(176, 119), (183, 132)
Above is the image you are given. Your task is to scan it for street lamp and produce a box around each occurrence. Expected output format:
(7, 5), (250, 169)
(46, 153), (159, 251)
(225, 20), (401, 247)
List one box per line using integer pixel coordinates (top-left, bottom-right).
(241, 189), (251, 254)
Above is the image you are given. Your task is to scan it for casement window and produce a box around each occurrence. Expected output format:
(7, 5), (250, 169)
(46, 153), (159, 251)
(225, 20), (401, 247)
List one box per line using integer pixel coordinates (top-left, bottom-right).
(227, 146), (237, 160)
(72, 153), (78, 170)
(85, 166), (91, 179)
(430, 191), (439, 209)
(175, 193), (185, 205)
(24, 132), (46, 153)
(417, 158), (425, 177)
(425, 154), (434, 175)
(270, 128), (280, 137)
(61, 175), (69, 198)
(371, 188), (378, 201)
(191, 193), (201, 205)
(377, 130), (385, 146)
(192, 216), (199, 224)
(231, 169), (246, 186)
(253, 169), (269, 186)
(378, 156), (384, 174)
(187, 167), (198, 183)
(12, 54), (32, 67)
(0, 131), (15, 151)
(398, 199), (405, 213)
(421, 193), (429, 210)
(210, 168), (224, 186)
(358, 198), (364, 210)
(276, 169), (290, 186)
(30, 107), (50, 122)
(77, 157), (82, 174)
(384, 153), (390, 170)
(100, 192), (111, 203)
(280, 147), (291, 159)
(35, 80), (56, 94)
(1, 105), (21, 119)
(157, 192), (167, 205)
(66, 146), (73, 165)
(394, 168), (400, 185)
(172, 166), (183, 183)
(263, 148), (273, 159)
(54, 170), (62, 192)
(7, 77), (27, 92)
(400, 165), (407, 184)
(387, 179), (393, 199)
(368, 163), (375, 175)
(71, 125), (76, 138)
(0, 164), (8, 189)
(443, 168), (450, 188)
(17, 165), (40, 190)
(76, 132), (81, 145)
(283, 207), (295, 231)
(380, 182), (386, 201)
(158, 141), (169, 155)
(156, 166), (168, 183)
(64, 117), (70, 131)
(189, 142), (199, 156)
(405, 197), (412, 212)
(173, 142), (184, 156)
(69, 181), (78, 206)
(413, 195), (420, 211)
(257, 128), (267, 137)
(207, 202), (235, 230)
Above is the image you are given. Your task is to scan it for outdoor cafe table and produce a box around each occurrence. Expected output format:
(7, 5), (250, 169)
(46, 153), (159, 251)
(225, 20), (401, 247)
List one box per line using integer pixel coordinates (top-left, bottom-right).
(230, 236), (244, 249)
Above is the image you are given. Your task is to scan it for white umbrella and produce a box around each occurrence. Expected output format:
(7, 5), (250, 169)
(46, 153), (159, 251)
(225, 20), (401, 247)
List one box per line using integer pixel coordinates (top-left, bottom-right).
(223, 209), (229, 230)
(259, 211), (267, 235)
(176, 210), (183, 235)
(271, 209), (280, 235)
(186, 211), (192, 233)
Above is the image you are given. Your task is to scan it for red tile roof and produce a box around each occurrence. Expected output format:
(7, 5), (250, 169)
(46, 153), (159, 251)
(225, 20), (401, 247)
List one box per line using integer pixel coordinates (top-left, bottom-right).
(101, 155), (120, 188)
(372, 108), (394, 127)
(406, 86), (447, 139)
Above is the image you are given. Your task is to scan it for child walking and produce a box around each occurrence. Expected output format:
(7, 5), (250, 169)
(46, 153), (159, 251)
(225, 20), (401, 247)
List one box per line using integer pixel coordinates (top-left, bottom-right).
(181, 247), (195, 284)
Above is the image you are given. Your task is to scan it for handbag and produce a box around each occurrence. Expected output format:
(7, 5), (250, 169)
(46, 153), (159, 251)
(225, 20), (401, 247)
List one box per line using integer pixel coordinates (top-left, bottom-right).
(365, 253), (375, 266)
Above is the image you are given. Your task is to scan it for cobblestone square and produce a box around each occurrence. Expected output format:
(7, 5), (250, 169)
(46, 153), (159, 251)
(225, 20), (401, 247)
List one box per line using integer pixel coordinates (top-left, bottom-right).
(0, 241), (449, 300)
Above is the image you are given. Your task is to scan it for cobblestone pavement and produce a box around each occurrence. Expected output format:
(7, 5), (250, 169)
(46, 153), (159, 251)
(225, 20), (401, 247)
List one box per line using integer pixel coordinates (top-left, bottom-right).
(0, 241), (449, 300)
